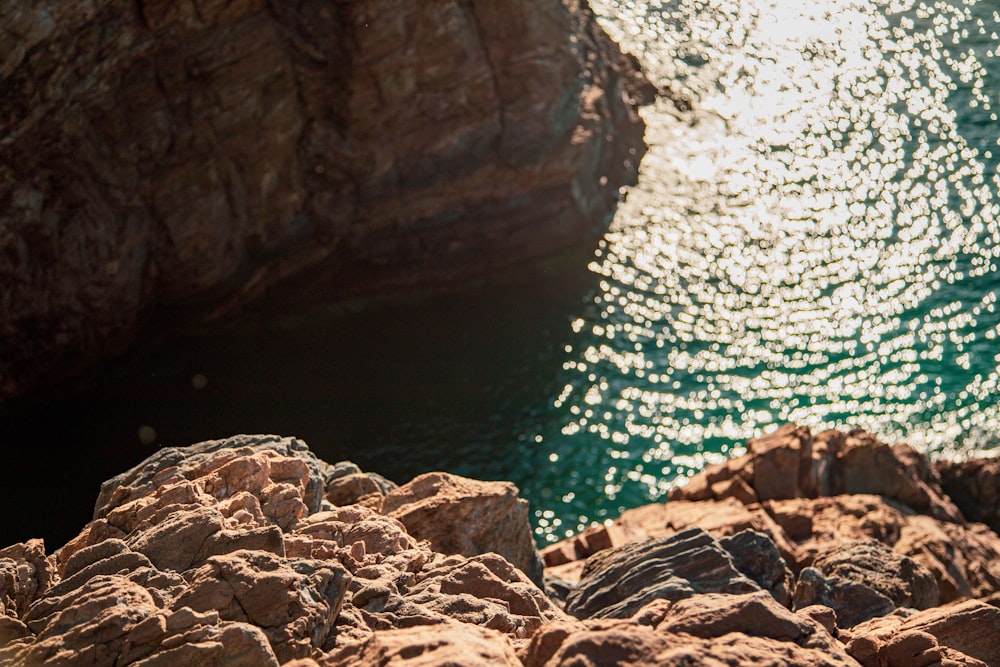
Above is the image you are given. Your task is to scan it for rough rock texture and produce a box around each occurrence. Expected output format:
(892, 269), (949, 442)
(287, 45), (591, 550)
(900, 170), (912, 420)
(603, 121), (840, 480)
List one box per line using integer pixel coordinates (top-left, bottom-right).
(542, 425), (1000, 664)
(564, 528), (759, 619)
(383, 472), (545, 587)
(522, 593), (859, 667)
(791, 540), (939, 628)
(2, 426), (999, 665)
(0, 434), (566, 665)
(937, 456), (1000, 536)
(0, 0), (653, 400)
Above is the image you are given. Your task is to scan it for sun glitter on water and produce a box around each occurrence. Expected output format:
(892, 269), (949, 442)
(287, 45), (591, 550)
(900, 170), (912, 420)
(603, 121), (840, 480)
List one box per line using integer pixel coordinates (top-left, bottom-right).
(529, 0), (1000, 542)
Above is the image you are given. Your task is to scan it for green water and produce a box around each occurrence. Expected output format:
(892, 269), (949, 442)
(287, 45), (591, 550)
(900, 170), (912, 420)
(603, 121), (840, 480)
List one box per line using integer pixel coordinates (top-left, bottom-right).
(3, 0), (1000, 550)
(523, 0), (1000, 542)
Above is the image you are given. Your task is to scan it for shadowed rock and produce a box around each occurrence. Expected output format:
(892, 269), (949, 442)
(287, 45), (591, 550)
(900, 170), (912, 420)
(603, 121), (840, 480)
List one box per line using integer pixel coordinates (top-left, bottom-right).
(564, 528), (759, 619)
(0, 0), (652, 400)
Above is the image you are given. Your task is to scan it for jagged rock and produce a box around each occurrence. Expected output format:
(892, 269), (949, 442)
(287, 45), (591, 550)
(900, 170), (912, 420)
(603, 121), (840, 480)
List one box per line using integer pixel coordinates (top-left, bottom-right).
(93, 434), (330, 519)
(937, 456), (1000, 536)
(846, 599), (1000, 667)
(173, 549), (350, 662)
(0, 0), (651, 400)
(669, 425), (963, 522)
(764, 495), (1000, 603)
(719, 530), (794, 608)
(564, 528), (759, 619)
(324, 622), (521, 667)
(406, 553), (564, 637)
(325, 462), (398, 510)
(791, 540), (938, 628)
(542, 496), (798, 581)
(522, 593), (860, 666)
(383, 472), (544, 587)
(0, 539), (54, 620)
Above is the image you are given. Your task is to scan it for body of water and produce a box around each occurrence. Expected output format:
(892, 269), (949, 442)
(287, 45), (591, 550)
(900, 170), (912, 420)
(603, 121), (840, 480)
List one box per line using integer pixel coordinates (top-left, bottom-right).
(3, 0), (1000, 549)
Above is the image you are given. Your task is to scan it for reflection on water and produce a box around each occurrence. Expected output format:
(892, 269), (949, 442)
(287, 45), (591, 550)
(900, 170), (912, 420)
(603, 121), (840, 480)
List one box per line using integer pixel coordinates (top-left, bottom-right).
(4, 0), (1000, 551)
(527, 0), (1000, 542)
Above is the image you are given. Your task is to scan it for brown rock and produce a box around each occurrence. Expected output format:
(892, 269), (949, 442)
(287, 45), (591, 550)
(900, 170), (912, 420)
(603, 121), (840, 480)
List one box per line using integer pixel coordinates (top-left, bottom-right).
(522, 593), (860, 667)
(669, 426), (963, 522)
(173, 549), (350, 663)
(848, 600), (1000, 667)
(937, 456), (1000, 536)
(0, 539), (54, 620)
(93, 434), (330, 520)
(791, 540), (939, 628)
(564, 528), (759, 619)
(0, 0), (650, 400)
(719, 529), (795, 607)
(323, 622), (521, 667)
(383, 472), (544, 586)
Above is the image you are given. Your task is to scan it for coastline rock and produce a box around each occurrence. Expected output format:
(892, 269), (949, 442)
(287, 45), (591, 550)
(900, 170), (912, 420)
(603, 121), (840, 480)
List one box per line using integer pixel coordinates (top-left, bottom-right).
(383, 472), (545, 587)
(937, 456), (1000, 536)
(3, 426), (1000, 665)
(669, 425), (963, 523)
(564, 528), (759, 619)
(0, 0), (652, 400)
(523, 593), (859, 666)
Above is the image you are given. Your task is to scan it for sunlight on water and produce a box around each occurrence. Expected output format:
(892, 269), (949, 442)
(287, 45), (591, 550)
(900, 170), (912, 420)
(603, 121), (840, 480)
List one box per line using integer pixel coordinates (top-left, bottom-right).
(530, 0), (1000, 541)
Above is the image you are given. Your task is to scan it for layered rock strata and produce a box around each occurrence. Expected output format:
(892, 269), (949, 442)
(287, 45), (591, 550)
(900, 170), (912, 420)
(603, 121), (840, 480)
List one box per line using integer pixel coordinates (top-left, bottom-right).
(0, 426), (998, 665)
(0, 0), (653, 399)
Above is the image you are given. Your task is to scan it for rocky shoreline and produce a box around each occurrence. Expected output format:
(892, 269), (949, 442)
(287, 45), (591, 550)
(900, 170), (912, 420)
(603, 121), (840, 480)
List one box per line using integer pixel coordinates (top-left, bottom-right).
(1, 426), (998, 665)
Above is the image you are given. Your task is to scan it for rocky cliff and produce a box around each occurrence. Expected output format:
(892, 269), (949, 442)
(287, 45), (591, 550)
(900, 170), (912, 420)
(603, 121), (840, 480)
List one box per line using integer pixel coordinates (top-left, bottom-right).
(0, 0), (652, 399)
(1, 427), (998, 666)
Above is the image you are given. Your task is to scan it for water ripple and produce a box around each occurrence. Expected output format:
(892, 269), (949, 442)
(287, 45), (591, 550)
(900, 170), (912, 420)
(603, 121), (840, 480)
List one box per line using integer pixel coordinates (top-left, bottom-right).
(530, 0), (1000, 542)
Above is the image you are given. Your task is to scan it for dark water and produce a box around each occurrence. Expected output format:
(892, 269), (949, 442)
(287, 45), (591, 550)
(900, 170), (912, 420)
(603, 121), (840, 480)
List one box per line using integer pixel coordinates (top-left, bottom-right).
(5, 0), (1000, 550)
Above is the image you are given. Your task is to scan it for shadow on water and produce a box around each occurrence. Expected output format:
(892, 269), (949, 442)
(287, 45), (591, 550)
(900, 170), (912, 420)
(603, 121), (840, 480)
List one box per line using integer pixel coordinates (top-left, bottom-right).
(0, 246), (602, 550)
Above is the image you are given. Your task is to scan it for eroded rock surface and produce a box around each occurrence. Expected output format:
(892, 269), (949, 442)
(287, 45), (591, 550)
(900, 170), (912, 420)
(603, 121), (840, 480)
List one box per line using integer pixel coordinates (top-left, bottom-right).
(0, 0), (653, 399)
(1, 426), (998, 665)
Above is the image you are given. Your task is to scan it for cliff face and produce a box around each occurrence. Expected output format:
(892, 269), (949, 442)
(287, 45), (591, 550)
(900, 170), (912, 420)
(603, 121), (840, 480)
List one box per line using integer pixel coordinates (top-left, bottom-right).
(0, 0), (652, 399)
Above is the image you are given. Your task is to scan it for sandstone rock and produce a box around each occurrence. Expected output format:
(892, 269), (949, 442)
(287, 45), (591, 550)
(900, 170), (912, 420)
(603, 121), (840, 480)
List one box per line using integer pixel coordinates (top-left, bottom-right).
(172, 549), (350, 662)
(0, 0), (651, 400)
(669, 425), (963, 522)
(383, 472), (544, 586)
(937, 456), (1000, 536)
(522, 593), (860, 667)
(564, 528), (759, 619)
(93, 434), (330, 519)
(0, 539), (54, 620)
(719, 529), (795, 607)
(847, 600), (1000, 667)
(406, 553), (565, 637)
(542, 496), (798, 581)
(791, 540), (939, 628)
(324, 622), (521, 667)
(325, 461), (398, 510)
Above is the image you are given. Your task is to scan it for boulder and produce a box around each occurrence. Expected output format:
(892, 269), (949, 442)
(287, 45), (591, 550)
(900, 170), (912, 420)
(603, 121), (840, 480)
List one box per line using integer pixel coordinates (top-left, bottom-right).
(791, 540), (939, 628)
(937, 456), (1000, 535)
(324, 622), (521, 667)
(173, 549), (350, 662)
(564, 528), (759, 619)
(92, 434), (330, 519)
(522, 593), (860, 667)
(383, 472), (544, 587)
(846, 599), (1000, 667)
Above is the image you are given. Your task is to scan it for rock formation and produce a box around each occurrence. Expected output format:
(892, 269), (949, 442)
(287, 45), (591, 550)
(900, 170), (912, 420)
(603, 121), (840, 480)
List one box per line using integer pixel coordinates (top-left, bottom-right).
(0, 0), (653, 399)
(1, 426), (999, 665)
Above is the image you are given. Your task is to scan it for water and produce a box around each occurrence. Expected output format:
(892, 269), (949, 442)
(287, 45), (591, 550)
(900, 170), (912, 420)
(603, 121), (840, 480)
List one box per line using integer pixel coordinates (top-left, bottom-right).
(3, 0), (1000, 550)
(524, 0), (1000, 542)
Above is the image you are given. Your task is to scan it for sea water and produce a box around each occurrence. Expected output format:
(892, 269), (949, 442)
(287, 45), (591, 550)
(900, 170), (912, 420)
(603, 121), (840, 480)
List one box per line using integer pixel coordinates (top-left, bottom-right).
(523, 0), (1000, 543)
